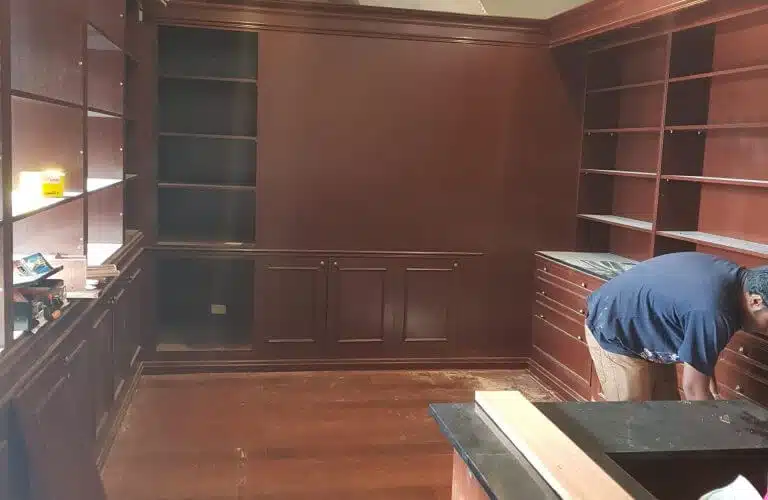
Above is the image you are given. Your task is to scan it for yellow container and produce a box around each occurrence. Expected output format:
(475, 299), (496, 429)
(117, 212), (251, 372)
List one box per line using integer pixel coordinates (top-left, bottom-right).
(41, 169), (65, 198)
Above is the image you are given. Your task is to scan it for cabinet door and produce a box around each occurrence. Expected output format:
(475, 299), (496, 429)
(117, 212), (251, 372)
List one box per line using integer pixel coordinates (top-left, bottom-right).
(394, 258), (460, 356)
(64, 338), (93, 446)
(254, 256), (327, 356)
(326, 257), (398, 356)
(13, 356), (107, 500)
(111, 286), (129, 400)
(91, 307), (114, 437)
(125, 266), (144, 371)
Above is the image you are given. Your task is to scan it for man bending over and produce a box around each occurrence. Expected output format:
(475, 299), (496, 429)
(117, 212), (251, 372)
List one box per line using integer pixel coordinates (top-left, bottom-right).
(585, 252), (768, 401)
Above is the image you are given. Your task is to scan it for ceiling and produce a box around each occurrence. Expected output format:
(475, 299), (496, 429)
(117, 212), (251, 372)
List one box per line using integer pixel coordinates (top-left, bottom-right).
(354, 0), (594, 19)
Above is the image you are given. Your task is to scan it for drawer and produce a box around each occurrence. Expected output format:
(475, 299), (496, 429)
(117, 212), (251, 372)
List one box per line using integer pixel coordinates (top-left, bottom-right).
(533, 297), (585, 342)
(532, 313), (591, 384)
(715, 358), (768, 403)
(535, 276), (587, 319)
(725, 331), (768, 369)
(535, 255), (605, 294)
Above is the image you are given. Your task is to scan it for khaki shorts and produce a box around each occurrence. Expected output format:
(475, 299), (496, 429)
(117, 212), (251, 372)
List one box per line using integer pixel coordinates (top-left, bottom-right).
(585, 323), (679, 402)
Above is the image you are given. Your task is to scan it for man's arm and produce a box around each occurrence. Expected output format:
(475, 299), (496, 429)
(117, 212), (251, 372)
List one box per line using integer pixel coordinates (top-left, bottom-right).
(709, 369), (720, 399)
(682, 363), (714, 400)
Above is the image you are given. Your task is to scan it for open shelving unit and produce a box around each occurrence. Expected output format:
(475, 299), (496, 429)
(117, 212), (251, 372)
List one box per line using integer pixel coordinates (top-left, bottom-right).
(576, 8), (768, 268)
(155, 25), (259, 351)
(0, 0), (140, 353)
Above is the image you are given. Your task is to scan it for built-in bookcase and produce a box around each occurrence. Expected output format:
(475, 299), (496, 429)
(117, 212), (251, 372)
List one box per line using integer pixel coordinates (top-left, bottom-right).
(156, 26), (258, 244)
(155, 26), (259, 351)
(576, 8), (768, 268)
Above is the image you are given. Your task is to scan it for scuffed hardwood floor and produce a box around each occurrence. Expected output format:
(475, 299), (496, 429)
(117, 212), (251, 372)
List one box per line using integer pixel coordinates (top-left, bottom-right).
(102, 369), (557, 500)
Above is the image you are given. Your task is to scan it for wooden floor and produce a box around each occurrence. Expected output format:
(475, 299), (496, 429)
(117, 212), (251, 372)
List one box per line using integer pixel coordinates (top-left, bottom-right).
(102, 369), (558, 500)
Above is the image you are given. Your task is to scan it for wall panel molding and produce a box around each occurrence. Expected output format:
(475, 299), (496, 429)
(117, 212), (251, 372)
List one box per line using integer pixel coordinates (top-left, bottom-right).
(147, 0), (549, 46)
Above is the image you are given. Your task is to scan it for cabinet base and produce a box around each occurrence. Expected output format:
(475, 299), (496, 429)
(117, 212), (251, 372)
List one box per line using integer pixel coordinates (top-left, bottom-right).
(143, 356), (528, 375)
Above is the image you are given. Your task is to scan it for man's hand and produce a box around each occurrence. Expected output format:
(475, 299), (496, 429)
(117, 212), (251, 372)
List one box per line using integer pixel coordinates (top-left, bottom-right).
(682, 363), (714, 400)
(709, 374), (720, 400)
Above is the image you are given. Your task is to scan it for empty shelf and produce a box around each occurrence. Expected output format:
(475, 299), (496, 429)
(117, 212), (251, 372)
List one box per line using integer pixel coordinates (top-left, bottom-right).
(657, 231), (768, 257)
(577, 214), (653, 231)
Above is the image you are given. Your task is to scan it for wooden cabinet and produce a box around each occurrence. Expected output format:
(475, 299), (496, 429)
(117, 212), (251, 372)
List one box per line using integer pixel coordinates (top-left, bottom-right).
(91, 307), (114, 437)
(253, 256), (328, 357)
(253, 254), (463, 359)
(531, 254), (600, 401)
(326, 257), (396, 355)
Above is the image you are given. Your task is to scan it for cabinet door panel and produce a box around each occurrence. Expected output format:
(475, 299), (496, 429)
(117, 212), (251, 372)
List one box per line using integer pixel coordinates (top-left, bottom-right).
(91, 308), (114, 436)
(64, 338), (93, 446)
(11, 0), (84, 104)
(400, 260), (458, 344)
(327, 258), (393, 345)
(532, 314), (592, 384)
(14, 356), (107, 500)
(111, 286), (129, 400)
(254, 257), (327, 349)
(536, 276), (587, 317)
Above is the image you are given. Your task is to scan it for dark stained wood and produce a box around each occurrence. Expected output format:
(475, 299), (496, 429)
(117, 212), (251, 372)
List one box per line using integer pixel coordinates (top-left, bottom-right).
(253, 255), (327, 354)
(13, 355), (107, 500)
(326, 257), (395, 350)
(87, 49), (124, 116)
(88, 184), (124, 245)
(14, 198), (85, 256)
(102, 370), (558, 500)
(12, 96), (85, 192)
(10, 0), (84, 105)
(550, 0), (746, 47)
(88, 116), (124, 179)
(88, 0), (126, 50)
(149, 0), (548, 47)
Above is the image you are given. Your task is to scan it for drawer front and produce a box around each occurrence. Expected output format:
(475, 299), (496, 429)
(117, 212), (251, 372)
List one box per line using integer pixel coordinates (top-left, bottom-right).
(715, 358), (768, 404)
(726, 331), (768, 369)
(536, 277), (587, 318)
(533, 298), (585, 342)
(532, 314), (591, 383)
(535, 255), (604, 294)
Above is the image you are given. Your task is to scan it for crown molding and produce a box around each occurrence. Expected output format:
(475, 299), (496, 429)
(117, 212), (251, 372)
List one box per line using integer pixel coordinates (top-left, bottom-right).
(147, 0), (550, 46)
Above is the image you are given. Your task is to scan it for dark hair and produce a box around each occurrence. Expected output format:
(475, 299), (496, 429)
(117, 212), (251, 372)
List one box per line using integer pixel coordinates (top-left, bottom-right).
(744, 266), (768, 308)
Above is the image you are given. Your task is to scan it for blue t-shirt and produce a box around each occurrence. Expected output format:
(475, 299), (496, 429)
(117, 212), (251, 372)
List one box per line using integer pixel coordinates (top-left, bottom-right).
(586, 252), (743, 376)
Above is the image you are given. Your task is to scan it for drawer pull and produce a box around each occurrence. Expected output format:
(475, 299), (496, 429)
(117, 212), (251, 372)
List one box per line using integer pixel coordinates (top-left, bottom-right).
(541, 266), (548, 272)
(738, 346), (745, 354)
(577, 335), (583, 341)
(735, 385), (743, 393)
(537, 313), (544, 319)
(581, 282), (587, 288)
(579, 309), (585, 314)
(540, 291), (546, 296)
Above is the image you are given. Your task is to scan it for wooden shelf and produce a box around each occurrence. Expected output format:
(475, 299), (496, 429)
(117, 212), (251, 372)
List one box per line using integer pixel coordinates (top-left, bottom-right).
(577, 214), (653, 232)
(661, 175), (768, 188)
(159, 132), (258, 142)
(666, 123), (768, 131)
(669, 63), (768, 83)
(87, 107), (122, 119)
(158, 182), (257, 192)
(160, 74), (257, 84)
(10, 90), (82, 110)
(586, 80), (665, 94)
(585, 128), (661, 134)
(656, 231), (768, 258)
(581, 169), (656, 179)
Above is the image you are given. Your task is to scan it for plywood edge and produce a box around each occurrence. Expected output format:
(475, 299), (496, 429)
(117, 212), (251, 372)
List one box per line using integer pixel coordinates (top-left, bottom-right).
(475, 390), (633, 500)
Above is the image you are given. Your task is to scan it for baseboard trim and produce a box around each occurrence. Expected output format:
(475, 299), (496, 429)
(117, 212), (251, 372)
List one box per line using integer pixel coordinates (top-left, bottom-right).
(528, 359), (584, 402)
(142, 356), (528, 375)
(96, 362), (144, 470)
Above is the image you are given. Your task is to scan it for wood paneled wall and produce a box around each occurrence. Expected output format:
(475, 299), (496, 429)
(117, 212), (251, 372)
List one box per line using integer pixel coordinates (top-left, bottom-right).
(146, 1), (583, 361)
